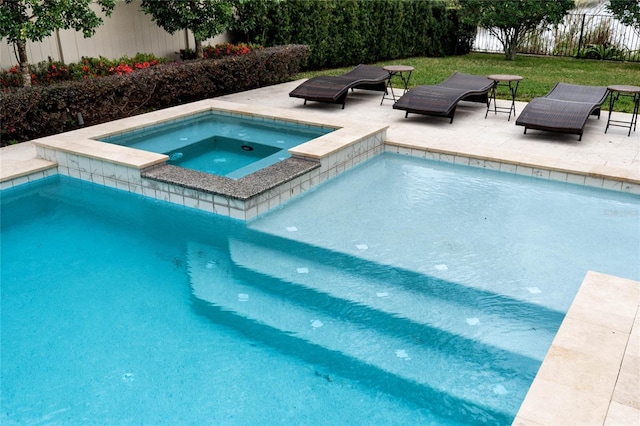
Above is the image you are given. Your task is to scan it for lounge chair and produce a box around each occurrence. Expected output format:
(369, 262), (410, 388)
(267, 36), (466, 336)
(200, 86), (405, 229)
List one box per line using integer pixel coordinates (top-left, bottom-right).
(289, 64), (388, 109)
(515, 82), (609, 140)
(392, 72), (494, 123)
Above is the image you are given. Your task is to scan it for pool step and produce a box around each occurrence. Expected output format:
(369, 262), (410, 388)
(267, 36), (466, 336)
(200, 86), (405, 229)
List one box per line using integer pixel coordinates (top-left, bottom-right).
(186, 241), (528, 422)
(227, 237), (558, 361)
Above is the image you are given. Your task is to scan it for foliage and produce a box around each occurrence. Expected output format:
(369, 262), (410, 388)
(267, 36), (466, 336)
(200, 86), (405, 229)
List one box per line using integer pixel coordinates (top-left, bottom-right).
(457, 0), (575, 60)
(551, 12), (632, 61)
(233, 0), (475, 69)
(580, 43), (628, 60)
(0, 42), (262, 89)
(180, 42), (261, 60)
(1, 54), (166, 89)
(1, 45), (309, 144)
(0, 0), (116, 42)
(0, 0), (117, 86)
(607, 0), (640, 34)
(134, 0), (237, 58)
(203, 43), (260, 59)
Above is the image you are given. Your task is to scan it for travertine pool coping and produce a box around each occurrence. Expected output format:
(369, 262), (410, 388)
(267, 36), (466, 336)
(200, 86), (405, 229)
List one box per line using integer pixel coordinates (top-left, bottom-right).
(18, 98), (386, 181)
(513, 271), (639, 425)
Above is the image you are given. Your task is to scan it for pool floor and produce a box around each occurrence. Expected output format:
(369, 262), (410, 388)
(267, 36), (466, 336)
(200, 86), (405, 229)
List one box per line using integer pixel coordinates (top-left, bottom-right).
(165, 136), (283, 178)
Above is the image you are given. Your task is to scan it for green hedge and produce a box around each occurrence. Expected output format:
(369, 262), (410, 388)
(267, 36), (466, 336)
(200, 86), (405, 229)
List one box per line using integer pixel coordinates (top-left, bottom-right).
(234, 0), (475, 69)
(1, 45), (309, 145)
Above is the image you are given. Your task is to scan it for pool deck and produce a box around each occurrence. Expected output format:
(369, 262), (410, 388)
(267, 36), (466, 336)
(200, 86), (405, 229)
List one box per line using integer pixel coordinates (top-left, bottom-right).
(1, 80), (639, 425)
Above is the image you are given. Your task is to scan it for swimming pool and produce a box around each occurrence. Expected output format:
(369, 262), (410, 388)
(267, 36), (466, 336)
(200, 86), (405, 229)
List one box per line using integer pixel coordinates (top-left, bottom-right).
(29, 99), (387, 220)
(98, 111), (333, 179)
(1, 153), (638, 425)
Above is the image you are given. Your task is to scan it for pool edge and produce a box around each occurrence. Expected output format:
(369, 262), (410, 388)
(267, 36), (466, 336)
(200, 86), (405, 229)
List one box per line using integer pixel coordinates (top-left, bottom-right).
(513, 271), (640, 425)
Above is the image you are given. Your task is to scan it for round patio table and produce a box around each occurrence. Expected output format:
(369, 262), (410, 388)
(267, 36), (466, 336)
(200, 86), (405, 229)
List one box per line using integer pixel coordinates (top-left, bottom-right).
(380, 65), (414, 105)
(605, 85), (640, 137)
(485, 74), (523, 121)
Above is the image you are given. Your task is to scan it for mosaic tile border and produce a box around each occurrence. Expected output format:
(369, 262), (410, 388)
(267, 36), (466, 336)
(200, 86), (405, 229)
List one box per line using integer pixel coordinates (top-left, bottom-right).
(0, 165), (58, 190)
(385, 145), (640, 195)
(7, 127), (385, 221)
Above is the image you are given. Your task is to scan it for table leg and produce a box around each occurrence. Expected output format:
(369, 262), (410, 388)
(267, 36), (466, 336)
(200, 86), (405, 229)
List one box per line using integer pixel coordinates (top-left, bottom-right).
(605, 91), (639, 136)
(381, 72), (397, 105)
(632, 93), (639, 134)
(605, 91), (615, 134)
(485, 81), (498, 119)
(508, 80), (519, 121)
(399, 71), (412, 95)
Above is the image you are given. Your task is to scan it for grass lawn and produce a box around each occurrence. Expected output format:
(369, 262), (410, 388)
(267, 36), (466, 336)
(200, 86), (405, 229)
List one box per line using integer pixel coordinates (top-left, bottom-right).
(295, 53), (640, 113)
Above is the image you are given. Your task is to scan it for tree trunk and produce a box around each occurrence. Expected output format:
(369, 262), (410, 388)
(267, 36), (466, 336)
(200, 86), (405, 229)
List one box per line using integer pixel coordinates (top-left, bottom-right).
(504, 32), (519, 61)
(17, 39), (32, 87)
(195, 38), (203, 59)
(505, 42), (517, 60)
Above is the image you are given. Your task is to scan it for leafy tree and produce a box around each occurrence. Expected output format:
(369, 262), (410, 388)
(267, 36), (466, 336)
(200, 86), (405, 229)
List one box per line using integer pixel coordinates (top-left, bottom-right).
(0, 0), (116, 86)
(458, 0), (575, 60)
(134, 0), (236, 59)
(607, 0), (640, 35)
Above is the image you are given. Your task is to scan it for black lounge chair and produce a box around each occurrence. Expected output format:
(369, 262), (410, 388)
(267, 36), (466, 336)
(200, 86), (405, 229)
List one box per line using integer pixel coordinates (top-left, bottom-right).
(392, 72), (494, 123)
(515, 82), (609, 141)
(289, 64), (388, 109)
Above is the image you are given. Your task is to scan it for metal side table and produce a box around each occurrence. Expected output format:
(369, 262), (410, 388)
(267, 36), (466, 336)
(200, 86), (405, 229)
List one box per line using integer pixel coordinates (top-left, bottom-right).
(605, 85), (640, 137)
(485, 74), (523, 121)
(380, 65), (414, 105)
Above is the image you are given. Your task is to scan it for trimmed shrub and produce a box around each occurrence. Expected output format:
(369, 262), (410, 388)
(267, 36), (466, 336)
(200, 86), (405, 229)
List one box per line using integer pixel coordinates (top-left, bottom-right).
(233, 0), (475, 69)
(0, 53), (166, 89)
(1, 45), (309, 144)
(180, 42), (261, 61)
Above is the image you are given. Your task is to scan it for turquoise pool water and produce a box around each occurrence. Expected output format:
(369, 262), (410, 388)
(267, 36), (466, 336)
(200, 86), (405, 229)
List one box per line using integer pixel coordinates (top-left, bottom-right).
(2, 154), (638, 425)
(98, 111), (333, 178)
(165, 136), (283, 178)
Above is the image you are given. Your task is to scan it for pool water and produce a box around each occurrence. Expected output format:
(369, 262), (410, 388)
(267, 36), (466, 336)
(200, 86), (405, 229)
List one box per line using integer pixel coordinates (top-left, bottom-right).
(2, 154), (638, 425)
(98, 111), (332, 178)
(165, 136), (282, 178)
(251, 154), (640, 314)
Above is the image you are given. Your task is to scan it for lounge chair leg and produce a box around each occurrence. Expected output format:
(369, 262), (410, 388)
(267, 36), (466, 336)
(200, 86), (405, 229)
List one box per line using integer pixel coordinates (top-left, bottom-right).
(524, 128), (527, 134)
(405, 112), (409, 118)
(578, 133), (583, 141)
(304, 100), (307, 106)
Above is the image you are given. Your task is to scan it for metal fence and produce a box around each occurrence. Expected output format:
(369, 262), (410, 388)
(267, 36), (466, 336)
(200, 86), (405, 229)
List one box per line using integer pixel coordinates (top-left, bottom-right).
(473, 13), (640, 62)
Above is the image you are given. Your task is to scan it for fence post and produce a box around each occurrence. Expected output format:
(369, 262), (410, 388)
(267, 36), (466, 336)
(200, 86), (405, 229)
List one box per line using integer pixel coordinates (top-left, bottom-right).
(576, 14), (586, 58)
